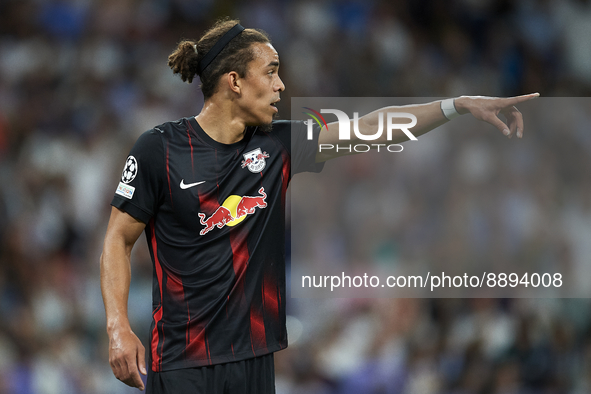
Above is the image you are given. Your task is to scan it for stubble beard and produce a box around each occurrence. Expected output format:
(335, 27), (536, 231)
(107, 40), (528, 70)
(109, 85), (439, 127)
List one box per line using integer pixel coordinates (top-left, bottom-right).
(259, 112), (279, 133)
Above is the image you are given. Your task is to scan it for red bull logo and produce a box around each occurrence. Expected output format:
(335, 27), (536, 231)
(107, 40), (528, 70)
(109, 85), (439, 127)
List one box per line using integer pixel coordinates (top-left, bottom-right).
(198, 187), (268, 235)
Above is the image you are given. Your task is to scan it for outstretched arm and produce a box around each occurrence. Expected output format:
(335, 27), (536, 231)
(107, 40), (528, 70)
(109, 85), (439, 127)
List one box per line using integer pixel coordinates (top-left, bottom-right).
(100, 207), (147, 391)
(316, 93), (540, 162)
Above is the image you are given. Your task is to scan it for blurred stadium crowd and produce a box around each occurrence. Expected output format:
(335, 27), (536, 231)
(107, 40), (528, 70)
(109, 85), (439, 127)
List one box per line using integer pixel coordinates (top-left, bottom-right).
(1, 0), (591, 393)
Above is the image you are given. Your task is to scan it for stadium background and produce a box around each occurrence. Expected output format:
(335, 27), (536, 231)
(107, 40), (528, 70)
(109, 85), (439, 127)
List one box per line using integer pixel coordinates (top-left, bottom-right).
(1, 0), (591, 392)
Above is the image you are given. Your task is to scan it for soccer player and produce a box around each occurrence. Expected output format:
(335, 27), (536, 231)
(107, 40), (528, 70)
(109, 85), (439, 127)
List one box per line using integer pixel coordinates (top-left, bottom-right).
(100, 18), (538, 393)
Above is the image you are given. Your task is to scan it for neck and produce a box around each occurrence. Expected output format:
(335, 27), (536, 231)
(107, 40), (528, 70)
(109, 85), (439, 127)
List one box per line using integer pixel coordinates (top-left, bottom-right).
(195, 98), (247, 145)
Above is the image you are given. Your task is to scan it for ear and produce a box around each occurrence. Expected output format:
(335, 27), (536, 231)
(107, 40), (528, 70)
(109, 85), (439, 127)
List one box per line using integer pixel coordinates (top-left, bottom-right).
(226, 71), (241, 95)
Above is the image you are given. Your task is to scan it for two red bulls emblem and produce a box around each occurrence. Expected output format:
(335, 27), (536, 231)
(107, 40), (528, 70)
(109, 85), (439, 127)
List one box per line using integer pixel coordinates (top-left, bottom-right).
(198, 187), (268, 235)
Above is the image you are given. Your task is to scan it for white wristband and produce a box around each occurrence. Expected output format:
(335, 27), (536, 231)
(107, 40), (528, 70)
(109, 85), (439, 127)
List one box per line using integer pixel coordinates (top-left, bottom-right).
(441, 98), (460, 120)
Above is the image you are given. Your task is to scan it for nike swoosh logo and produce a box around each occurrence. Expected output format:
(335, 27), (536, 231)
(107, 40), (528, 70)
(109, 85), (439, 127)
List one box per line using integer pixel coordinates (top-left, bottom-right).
(180, 180), (205, 189)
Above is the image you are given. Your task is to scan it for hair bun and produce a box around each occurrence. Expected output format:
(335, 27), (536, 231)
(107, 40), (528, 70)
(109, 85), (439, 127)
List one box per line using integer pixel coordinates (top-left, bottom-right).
(167, 40), (200, 83)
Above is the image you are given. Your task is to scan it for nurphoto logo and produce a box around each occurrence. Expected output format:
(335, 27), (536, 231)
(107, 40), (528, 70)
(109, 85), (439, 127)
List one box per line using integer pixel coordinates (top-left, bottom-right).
(303, 107), (418, 153)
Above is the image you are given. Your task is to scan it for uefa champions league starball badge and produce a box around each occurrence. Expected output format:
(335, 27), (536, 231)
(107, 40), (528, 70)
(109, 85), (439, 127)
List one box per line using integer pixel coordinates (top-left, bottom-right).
(121, 156), (138, 183)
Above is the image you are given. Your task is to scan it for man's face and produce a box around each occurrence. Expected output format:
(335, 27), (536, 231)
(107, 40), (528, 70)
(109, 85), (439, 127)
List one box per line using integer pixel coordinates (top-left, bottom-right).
(238, 43), (285, 126)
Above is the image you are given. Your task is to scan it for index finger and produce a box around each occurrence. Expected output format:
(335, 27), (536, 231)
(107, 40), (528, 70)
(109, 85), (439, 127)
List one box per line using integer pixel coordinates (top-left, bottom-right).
(500, 92), (540, 107)
(126, 357), (145, 390)
(128, 369), (145, 390)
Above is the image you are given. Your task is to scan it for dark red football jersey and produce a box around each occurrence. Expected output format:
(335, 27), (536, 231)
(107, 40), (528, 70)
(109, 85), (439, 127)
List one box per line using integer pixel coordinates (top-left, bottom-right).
(111, 117), (323, 372)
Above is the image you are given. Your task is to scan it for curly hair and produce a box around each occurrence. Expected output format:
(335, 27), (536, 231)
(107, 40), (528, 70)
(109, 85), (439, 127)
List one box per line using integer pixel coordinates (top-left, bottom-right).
(167, 18), (271, 100)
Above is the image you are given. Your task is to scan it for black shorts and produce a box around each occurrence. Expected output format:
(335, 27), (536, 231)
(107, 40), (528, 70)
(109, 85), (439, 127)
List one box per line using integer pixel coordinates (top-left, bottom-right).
(146, 353), (275, 394)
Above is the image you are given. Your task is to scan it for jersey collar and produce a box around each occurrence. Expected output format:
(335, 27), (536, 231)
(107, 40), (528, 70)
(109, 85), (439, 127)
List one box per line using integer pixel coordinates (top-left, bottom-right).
(187, 116), (254, 152)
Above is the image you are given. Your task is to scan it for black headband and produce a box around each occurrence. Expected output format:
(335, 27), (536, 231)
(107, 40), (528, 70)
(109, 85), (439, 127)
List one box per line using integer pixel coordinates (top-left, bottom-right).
(197, 24), (245, 75)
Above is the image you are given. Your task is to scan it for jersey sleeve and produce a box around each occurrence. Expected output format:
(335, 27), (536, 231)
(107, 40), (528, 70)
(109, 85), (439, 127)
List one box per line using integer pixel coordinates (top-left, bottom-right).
(272, 120), (325, 175)
(111, 129), (165, 224)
